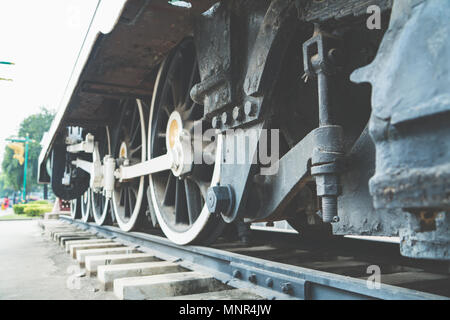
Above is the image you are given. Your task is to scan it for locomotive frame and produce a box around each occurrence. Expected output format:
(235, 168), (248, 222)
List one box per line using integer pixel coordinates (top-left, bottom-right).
(38, 0), (450, 260)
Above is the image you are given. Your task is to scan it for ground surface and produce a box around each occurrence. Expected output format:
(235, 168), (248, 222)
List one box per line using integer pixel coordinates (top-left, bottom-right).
(0, 220), (116, 300)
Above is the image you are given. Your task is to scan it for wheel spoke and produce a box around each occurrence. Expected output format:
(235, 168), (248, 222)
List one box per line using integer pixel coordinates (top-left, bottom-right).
(129, 144), (142, 156)
(163, 174), (176, 206)
(193, 179), (208, 201)
(123, 187), (128, 217)
(175, 179), (189, 224)
(129, 104), (138, 134)
(127, 187), (134, 218)
(185, 178), (202, 224)
(130, 120), (140, 145)
(162, 105), (171, 117)
(170, 79), (182, 108)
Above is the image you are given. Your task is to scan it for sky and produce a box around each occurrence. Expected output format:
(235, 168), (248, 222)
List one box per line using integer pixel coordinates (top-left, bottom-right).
(0, 0), (98, 166)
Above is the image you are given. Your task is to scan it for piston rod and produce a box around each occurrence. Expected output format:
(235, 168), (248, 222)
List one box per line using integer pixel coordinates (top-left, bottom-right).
(303, 25), (343, 223)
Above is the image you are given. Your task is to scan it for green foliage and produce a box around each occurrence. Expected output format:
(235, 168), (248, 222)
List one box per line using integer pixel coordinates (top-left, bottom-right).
(1, 107), (55, 194)
(13, 204), (25, 214)
(14, 200), (52, 215)
(0, 173), (15, 197)
(29, 200), (50, 205)
(19, 203), (53, 217)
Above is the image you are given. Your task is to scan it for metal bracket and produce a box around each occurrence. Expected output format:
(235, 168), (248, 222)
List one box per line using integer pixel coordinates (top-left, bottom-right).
(67, 133), (95, 154)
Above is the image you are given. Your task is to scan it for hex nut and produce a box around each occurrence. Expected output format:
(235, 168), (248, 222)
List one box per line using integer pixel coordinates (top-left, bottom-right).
(206, 185), (233, 215)
(315, 174), (339, 196)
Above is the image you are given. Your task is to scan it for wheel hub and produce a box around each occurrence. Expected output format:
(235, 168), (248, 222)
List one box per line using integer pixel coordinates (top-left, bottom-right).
(118, 141), (131, 166)
(166, 111), (193, 177)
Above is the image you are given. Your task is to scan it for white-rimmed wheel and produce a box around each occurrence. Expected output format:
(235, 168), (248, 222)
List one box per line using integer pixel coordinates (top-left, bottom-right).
(148, 38), (226, 245)
(70, 198), (81, 219)
(80, 189), (92, 222)
(92, 127), (113, 225)
(111, 99), (147, 231)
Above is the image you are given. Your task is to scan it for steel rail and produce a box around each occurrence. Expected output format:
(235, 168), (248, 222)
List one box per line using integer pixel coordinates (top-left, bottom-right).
(60, 216), (448, 300)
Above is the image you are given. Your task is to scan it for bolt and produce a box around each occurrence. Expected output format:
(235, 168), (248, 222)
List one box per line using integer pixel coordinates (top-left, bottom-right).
(244, 101), (256, 116)
(248, 274), (257, 284)
(232, 106), (243, 121)
(221, 111), (230, 125)
(211, 116), (220, 129)
(265, 278), (273, 288)
(232, 270), (241, 279)
(322, 196), (337, 223)
(281, 282), (293, 295)
(206, 185), (233, 216)
(332, 215), (340, 223)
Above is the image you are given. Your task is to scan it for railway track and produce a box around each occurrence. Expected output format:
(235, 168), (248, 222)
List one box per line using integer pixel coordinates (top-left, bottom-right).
(38, 217), (450, 300)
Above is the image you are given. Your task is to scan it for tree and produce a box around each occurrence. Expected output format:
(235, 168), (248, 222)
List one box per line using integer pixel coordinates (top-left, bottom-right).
(0, 172), (15, 197)
(1, 107), (55, 195)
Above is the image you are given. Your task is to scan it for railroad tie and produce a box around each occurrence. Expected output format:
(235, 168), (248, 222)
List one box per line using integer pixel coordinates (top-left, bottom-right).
(85, 252), (160, 277)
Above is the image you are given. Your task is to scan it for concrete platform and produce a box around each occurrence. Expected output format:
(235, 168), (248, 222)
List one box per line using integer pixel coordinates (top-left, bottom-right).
(70, 242), (123, 259)
(98, 261), (186, 290)
(163, 289), (265, 300)
(49, 229), (81, 238)
(76, 247), (139, 267)
(43, 224), (72, 230)
(44, 212), (71, 220)
(59, 235), (97, 246)
(86, 252), (160, 276)
(54, 231), (93, 241)
(0, 220), (116, 299)
(65, 238), (112, 252)
(45, 227), (78, 236)
(114, 271), (227, 300)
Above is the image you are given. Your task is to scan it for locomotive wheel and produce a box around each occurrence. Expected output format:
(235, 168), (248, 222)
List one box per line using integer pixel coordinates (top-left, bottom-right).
(70, 198), (81, 219)
(148, 38), (226, 245)
(111, 99), (147, 231)
(80, 189), (92, 222)
(92, 127), (113, 226)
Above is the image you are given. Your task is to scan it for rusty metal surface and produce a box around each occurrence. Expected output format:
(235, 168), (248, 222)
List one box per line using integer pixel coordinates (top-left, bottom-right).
(351, 0), (450, 259)
(296, 0), (392, 22)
